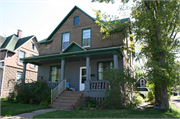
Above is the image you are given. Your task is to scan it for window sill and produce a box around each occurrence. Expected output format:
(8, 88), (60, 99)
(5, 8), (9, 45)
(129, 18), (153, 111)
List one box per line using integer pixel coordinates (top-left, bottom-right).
(83, 46), (90, 48)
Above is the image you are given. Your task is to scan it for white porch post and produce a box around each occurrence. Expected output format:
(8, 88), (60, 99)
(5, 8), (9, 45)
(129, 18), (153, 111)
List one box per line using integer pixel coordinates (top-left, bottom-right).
(61, 58), (65, 81)
(22, 62), (27, 83)
(113, 52), (119, 69)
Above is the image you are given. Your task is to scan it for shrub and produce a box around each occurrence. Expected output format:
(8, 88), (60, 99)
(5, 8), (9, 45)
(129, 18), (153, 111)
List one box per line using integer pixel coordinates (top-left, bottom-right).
(147, 90), (155, 101)
(131, 93), (144, 106)
(7, 79), (51, 105)
(104, 68), (136, 109)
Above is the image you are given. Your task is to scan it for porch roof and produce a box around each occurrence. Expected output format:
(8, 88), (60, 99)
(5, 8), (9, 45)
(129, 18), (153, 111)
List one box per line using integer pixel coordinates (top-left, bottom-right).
(21, 46), (123, 65)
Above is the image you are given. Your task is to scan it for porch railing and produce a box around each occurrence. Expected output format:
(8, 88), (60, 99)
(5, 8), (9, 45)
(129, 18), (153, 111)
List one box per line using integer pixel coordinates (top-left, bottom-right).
(90, 81), (109, 90)
(48, 82), (60, 89)
(51, 79), (66, 103)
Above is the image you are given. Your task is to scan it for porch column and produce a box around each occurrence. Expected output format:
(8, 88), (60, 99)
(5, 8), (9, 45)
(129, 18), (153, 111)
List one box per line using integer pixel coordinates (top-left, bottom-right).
(85, 55), (90, 91)
(22, 62), (27, 84)
(61, 58), (65, 81)
(113, 52), (119, 69)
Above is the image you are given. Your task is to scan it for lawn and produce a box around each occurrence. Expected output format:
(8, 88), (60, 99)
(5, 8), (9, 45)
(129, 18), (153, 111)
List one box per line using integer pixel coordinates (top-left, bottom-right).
(33, 104), (180, 118)
(1, 100), (51, 117)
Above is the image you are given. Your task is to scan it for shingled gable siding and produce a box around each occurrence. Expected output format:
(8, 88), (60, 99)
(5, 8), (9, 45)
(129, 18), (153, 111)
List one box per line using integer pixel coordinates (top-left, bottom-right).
(39, 9), (124, 55)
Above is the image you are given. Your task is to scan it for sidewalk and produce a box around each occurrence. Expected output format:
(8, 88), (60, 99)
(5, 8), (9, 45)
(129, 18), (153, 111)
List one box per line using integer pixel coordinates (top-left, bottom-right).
(1, 108), (59, 119)
(170, 96), (180, 108)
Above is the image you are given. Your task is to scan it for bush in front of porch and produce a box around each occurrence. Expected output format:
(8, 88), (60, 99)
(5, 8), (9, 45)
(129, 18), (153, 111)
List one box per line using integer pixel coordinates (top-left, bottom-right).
(103, 68), (137, 109)
(7, 79), (51, 105)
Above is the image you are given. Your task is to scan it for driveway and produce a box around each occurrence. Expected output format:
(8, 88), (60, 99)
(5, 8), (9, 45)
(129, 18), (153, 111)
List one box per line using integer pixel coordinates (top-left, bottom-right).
(170, 96), (180, 108)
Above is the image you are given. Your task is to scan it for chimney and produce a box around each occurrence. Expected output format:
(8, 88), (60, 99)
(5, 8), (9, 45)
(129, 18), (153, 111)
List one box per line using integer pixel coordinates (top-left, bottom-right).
(17, 29), (22, 38)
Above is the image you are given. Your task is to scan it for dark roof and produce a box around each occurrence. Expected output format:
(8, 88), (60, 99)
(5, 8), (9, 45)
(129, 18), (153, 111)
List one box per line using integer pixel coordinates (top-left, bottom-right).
(15, 35), (34, 50)
(37, 6), (130, 44)
(0, 34), (34, 51)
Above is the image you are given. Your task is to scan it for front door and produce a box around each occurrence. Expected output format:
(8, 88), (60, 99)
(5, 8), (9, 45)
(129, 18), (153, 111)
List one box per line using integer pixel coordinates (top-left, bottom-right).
(80, 67), (86, 91)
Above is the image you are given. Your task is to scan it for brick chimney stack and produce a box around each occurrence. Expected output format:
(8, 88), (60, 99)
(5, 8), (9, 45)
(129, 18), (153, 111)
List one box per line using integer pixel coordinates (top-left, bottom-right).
(17, 29), (22, 38)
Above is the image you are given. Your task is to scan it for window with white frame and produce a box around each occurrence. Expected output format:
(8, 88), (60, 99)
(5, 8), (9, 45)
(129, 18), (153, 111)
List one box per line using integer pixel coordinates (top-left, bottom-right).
(82, 29), (91, 47)
(16, 72), (22, 83)
(19, 51), (25, 64)
(31, 55), (35, 68)
(62, 32), (70, 50)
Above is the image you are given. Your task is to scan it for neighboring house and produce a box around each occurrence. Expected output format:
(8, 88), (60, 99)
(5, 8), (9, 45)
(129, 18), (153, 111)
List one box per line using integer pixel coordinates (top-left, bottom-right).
(136, 77), (147, 87)
(21, 6), (134, 108)
(0, 30), (39, 97)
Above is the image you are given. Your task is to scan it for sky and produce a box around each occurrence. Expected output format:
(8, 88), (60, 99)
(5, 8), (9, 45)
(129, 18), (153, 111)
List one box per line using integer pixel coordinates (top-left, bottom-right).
(0, 0), (132, 41)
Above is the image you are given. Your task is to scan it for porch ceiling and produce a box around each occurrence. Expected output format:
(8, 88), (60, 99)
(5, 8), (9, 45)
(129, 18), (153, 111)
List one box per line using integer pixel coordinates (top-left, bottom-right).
(22, 46), (123, 65)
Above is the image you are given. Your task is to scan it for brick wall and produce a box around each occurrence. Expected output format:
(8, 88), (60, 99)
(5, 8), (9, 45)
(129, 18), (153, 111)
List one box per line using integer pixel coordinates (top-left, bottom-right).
(1, 37), (39, 97)
(39, 9), (123, 55)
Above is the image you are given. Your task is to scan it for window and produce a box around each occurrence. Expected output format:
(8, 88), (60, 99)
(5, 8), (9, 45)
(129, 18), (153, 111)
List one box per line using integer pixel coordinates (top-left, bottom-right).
(19, 51), (25, 64)
(97, 61), (113, 80)
(74, 16), (79, 26)
(62, 32), (70, 50)
(31, 55), (35, 68)
(32, 43), (35, 50)
(50, 65), (61, 82)
(16, 72), (22, 83)
(82, 28), (91, 47)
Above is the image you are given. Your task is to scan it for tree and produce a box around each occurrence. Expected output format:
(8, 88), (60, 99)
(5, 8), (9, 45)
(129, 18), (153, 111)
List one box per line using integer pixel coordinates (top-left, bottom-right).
(92, 0), (180, 109)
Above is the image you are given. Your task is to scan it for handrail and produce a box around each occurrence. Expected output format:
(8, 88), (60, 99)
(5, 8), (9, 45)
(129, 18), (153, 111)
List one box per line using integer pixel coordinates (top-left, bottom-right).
(90, 80), (109, 90)
(51, 79), (66, 104)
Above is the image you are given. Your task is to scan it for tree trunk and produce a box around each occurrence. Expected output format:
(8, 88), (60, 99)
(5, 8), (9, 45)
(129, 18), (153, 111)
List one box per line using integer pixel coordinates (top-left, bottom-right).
(161, 81), (169, 109)
(154, 84), (161, 104)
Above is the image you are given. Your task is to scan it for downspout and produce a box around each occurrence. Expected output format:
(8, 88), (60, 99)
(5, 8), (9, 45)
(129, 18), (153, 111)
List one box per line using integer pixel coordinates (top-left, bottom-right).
(0, 50), (8, 97)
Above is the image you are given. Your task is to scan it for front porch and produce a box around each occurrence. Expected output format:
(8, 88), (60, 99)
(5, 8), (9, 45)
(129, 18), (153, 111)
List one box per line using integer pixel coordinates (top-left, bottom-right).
(21, 44), (124, 102)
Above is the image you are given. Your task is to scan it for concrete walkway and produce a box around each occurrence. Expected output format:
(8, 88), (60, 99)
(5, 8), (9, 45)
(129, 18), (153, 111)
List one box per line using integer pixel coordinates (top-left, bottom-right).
(170, 96), (180, 108)
(1, 108), (59, 119)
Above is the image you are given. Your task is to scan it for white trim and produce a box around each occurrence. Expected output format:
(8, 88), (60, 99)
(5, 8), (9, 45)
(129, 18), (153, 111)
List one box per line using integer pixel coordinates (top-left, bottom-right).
(0, 51), (8, 97)
(0, 48), (15, 53)
(79, 67), (86, 91)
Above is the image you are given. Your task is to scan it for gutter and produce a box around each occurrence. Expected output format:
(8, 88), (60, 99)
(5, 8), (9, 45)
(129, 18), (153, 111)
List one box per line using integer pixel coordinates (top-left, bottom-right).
(0, 48), (16, 53)
(0, 50), (8, 97)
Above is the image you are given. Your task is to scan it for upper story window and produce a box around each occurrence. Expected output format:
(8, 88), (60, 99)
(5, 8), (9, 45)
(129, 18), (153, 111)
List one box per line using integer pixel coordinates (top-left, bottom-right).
(19, 51), (25, 64)
(74, 16), (79, 26)
(62, 32), (70, 50)
(82, 28), (91, 47)
(32, 43), (35, 50)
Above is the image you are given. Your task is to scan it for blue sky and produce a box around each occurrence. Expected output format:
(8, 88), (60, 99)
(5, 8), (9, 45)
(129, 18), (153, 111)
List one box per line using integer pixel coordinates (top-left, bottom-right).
(0, 0), (128, 41)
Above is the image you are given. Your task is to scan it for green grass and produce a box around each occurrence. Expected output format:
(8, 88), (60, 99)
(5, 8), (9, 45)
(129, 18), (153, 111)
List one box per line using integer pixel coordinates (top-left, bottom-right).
(1, 100), (51, 117)
(33, 104), (180, 118)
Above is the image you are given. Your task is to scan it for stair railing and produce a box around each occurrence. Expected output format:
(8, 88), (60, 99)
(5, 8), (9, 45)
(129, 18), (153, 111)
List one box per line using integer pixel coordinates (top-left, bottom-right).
(51, 79), (66, 104)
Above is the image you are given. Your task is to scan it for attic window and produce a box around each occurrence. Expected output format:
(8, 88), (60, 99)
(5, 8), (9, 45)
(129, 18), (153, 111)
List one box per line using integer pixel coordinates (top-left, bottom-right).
(32, 43), (35, 50)
(74, 16), (79, 26)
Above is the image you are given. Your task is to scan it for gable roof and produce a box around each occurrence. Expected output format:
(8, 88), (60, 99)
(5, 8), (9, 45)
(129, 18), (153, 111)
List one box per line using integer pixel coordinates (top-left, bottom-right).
(0, 34), (34, 51)
(37, 5), (130, 44)
(136, 77), (148, 83)
(62, 42), (86, 53)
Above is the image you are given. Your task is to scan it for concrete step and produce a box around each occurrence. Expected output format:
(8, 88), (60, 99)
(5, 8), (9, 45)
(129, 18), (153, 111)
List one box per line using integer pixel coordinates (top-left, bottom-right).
(51, 91), (83, 110)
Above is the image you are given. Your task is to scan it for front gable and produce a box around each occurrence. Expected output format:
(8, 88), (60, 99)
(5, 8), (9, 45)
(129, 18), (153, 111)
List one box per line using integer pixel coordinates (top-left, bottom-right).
(62, 42), (85, 53)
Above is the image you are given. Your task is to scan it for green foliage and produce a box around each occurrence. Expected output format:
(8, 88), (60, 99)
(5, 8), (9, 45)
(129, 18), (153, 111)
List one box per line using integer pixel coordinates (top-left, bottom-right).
(84, 96), (97, 108)
(131, 93), (143, 107)
(103, 68), (136, 109)
(7, 79), (51, 105)
(7, 92), (16, 102)
(92, 0), (180, 109)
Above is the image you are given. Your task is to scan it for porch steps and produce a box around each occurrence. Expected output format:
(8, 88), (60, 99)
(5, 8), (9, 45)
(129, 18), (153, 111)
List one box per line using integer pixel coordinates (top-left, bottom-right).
(51, 91), (83, 110)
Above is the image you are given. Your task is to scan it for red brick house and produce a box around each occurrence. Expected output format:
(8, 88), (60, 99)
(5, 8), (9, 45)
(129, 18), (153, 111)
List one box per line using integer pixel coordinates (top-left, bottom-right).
(0, 30), (39, 97)
(21, 6), (134, 109)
